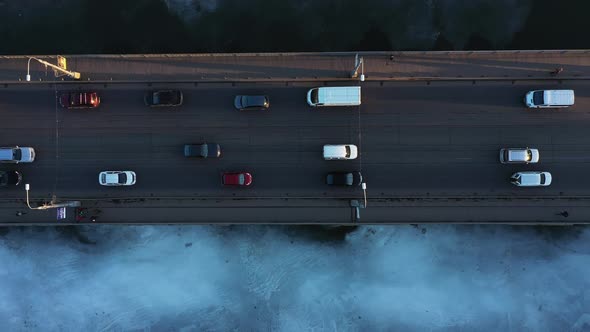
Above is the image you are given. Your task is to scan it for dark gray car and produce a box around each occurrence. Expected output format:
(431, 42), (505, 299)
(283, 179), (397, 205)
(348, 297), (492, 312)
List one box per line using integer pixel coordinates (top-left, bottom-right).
(234, 95), (270, 110)
(145, 90), (183, 107)
(184, 143), (221, 158)
(326, 172), (362, 186)
(0, 170), (22, 186)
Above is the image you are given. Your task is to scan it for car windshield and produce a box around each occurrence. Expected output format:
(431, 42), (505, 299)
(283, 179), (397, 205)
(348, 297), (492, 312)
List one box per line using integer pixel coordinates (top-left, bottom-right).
(311, 90), (319, 103)
(239, 174), (245, 185)
(345, 146), (351, 158)
(525, 150), (532, 161)
(533, 91), (544, 105)
(13, 149), (21, 160)
(540, 174), (546, 183)
(118, 173), (127, 184)
(345, 173), (353, 185)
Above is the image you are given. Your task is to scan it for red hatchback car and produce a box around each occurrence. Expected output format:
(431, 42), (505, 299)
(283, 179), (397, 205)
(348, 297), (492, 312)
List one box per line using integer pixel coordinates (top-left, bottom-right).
(222, 172), (252, 186)
(59, 92), (100, 109)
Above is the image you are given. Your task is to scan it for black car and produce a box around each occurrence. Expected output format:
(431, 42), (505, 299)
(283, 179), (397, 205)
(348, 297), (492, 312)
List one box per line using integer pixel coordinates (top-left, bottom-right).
(326, 172), (362, 186)
(184, 143), (221, 158)
(0, 170), (22, 186)
(234, 95), (270, 110)
(145, 90), (183, 107)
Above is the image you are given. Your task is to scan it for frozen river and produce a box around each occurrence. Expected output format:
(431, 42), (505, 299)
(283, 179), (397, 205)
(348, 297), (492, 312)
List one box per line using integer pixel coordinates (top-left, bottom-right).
(0, 224), (589, 331)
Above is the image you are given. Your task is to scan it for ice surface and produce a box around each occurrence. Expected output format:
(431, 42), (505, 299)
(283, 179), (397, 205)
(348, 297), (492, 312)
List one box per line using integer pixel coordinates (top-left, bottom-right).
(0, 225), (589, 331)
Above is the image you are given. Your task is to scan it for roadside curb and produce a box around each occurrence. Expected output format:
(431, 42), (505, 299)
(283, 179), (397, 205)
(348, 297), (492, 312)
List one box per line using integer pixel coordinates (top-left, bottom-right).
(1, 76), (587, 85)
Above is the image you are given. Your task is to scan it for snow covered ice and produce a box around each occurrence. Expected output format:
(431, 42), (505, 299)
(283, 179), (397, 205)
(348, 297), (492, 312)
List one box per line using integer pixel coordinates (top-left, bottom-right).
(0, 225), (589, 331)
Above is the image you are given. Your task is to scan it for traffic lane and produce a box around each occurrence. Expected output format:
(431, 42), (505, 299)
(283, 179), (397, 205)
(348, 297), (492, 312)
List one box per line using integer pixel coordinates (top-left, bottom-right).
(362, 81), (590, 127)
(51, 84), (361, 129)
(0, 87), (58, 124)
(6, 82), (590, 133)
(4, 80), (590, 117)
(44, 161), (366, 198)
(13, 156), (590, 199)
(41, 154), (590, 198)
(360, 124), (590, 163)
(361, 162), (589, 196)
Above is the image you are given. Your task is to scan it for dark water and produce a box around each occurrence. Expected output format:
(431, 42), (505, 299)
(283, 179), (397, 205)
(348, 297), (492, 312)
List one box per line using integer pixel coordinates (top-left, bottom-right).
(1, 0), (589, 54)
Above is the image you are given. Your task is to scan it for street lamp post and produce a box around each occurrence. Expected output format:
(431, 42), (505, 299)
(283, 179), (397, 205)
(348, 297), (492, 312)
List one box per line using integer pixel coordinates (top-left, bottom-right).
(26, 56), (81, 81)
(24, 184), (80, 210)
(351, 54), (365, 81)
(361, 182), (367, 207)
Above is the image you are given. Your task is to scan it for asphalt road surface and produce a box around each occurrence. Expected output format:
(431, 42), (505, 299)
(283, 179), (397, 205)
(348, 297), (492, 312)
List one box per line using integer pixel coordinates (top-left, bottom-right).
(1, 80), (590, 201)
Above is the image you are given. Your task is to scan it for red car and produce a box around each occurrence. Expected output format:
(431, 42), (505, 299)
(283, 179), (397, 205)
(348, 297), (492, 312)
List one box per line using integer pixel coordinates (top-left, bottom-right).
(59, 92), (100, 109)
(222, 172), (252, 186)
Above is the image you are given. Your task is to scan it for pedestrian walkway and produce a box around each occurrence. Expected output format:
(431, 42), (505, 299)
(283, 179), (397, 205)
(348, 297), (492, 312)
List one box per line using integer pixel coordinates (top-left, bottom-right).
(1, 197), (588, 225)
(2, 50), (590, 83)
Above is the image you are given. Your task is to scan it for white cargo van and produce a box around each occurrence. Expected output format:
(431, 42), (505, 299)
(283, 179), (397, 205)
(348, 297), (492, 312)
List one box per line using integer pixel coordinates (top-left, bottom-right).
(323, 144), (358, 160)
(524, 89), (574, 108)
(307, 86), (361, 107)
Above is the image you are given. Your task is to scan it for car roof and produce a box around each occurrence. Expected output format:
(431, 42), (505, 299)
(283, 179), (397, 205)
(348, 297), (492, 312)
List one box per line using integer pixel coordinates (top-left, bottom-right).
(0, 149), (13, 160)
(544, 90), (574, 105)
(104, 173), (120, 183)
(508, 149), (529, 161)
(317, 87), (361, 104)
(519, 173), (541, 185)
(243, 95), (267, 105)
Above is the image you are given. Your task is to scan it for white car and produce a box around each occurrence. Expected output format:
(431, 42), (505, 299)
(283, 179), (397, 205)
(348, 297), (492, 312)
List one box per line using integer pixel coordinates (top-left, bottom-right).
(499, 148), (539, 164)
(323, 144), (358, 160)
(99, 171), (136, 186)
(510, 171), (552, 187)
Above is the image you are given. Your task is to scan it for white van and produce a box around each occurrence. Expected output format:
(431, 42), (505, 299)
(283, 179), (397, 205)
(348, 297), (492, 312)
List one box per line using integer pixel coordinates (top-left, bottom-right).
(323, 144), (358, 160)
(510, 171), (552, 187)
(0, 146), (35, 163)
(524, 90), (574, 108)
(307, 86), (361, 107)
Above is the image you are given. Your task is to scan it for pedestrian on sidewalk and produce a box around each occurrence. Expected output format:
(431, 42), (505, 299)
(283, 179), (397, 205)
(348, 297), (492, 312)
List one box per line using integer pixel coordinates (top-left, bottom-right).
(550, 67), (563, 76)
(76, 208), (88, 222)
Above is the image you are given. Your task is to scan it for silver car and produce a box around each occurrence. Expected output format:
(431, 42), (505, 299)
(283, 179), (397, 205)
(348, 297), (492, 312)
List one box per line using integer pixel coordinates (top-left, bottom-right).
(499, 148), (539, 164)
(99, 171), (136, 186)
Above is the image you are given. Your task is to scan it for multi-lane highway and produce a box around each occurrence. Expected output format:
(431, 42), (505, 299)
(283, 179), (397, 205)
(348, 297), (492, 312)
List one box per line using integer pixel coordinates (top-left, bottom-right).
(2, 80), (590, 204)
